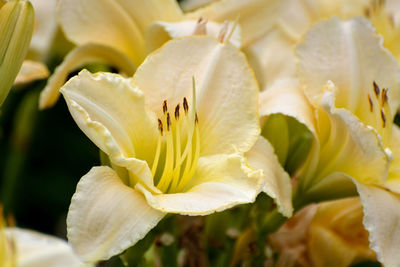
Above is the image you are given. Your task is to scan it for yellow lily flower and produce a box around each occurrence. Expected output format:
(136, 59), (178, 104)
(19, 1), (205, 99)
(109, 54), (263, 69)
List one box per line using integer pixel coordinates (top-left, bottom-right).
(260, 17), (400, 267)
(60, 35), (292, 262)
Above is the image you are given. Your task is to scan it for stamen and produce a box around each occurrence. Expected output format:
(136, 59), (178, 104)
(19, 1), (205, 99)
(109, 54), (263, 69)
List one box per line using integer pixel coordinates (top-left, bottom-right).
(151, 134), (162, 176)
(381, 88), (388, 106)
(166, 113), (171, 131)
(381, 109), (386, 128)
(158, 119), (164, 136)
(368, 94), (374, 112)
(373, 81), (380, 97)
(175, 104), (180, 120)
(163, 100), (168, 114)
(183, 97), (189, 114)
(154, 79), (200, 193)
(157, 126), (175, 191)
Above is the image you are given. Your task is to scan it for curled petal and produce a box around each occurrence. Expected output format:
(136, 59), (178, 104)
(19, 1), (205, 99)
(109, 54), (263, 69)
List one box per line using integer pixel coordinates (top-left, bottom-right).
(67, 166), (165, 262)
(246, 136), (293, 217)
(61, 70), (159, 191)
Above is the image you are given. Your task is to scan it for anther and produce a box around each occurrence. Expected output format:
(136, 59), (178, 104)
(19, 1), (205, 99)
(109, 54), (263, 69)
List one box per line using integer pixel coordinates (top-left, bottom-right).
(368, 94), (374, 112)
(174, 104), (180, 120)
(193, 17), (207, 35)
(166, 113), (171, 131)
(183, 97), (189, 114)
(158, 119), (164, 135)
(373, 81), (380, 97)
(195, 113), (199, 124)
(381, 109), (386, 128)
(163, 100), (168, 114)
(381, 88), (388, 106)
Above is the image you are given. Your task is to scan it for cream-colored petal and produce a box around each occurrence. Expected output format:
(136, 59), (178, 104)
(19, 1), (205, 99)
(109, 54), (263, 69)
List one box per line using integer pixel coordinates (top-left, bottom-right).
(133, 36), (259, 155)
(356, 183), (400, 267)
(39, 43), (136, 109)
(146, 20), (241, 52)
(259, 79), (316, 136)
(113, 0), (183, 33)
(61, 70), (159, 191)
(244, 28), (296, 92)
(57, 0), (146, 65)
(5, 228), (91, 267)
(14, 60), (49, 85)
(67, 166), (165, 262)
(245, 136), (293, 217)
(187, 0), (283, 47)
(296, 17), (400, 120)
(386, 125), (400, 193)
(29, 0), (57, 60)
(136, 153), (263, 215)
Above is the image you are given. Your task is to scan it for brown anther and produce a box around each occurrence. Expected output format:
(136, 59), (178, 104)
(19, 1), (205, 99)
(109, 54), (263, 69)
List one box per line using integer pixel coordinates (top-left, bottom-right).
(183, 97), (189, 114)
(174, 104), (180, 120)
(166, 113), (171, 131)
(158, 119), (164, 136)
(368, 94), (374, 112)
(373, 81), (380, 97)
(381, 109), (386, 128)
(195, 113), (199, 124)
(381, 88), (388, 106)
(163, 100), (168, 114)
